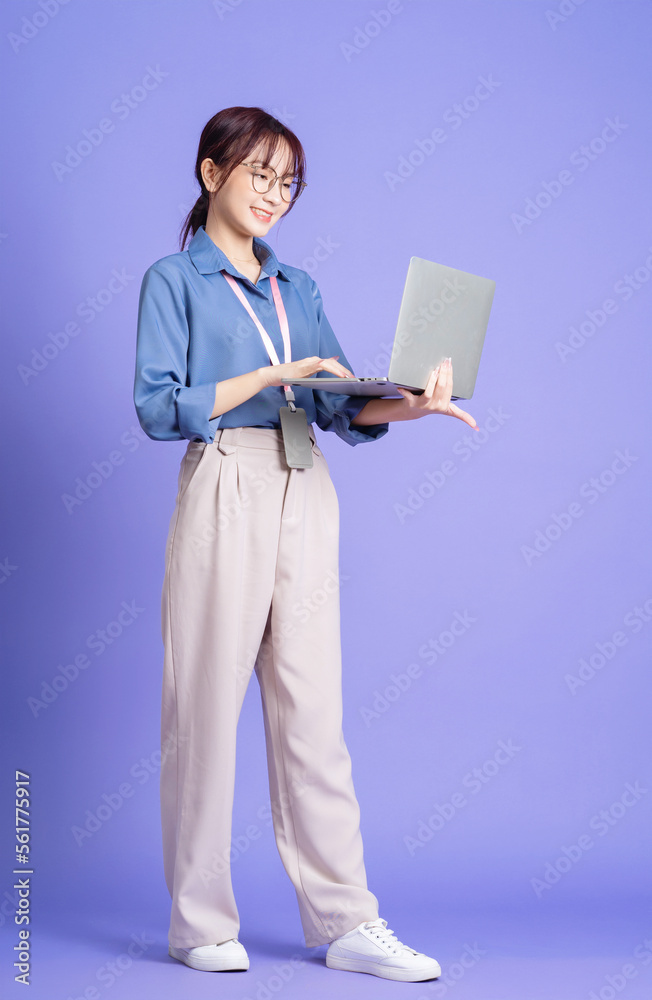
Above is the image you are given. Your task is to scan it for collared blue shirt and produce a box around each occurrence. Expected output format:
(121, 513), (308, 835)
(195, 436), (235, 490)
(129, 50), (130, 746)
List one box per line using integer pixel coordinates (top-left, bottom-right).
(133, 225), (389, 446)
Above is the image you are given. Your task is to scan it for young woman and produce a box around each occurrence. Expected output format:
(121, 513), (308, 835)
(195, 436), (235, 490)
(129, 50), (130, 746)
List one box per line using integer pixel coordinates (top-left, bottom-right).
(133, 106), (477, 983)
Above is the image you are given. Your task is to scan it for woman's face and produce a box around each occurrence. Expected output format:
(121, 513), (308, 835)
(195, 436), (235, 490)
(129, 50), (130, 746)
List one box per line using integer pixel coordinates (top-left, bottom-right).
(203, 141), (295, 237)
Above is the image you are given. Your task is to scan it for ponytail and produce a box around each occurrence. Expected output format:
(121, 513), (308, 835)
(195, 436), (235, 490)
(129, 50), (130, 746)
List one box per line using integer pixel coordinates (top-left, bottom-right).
(181, 190), (209, 248)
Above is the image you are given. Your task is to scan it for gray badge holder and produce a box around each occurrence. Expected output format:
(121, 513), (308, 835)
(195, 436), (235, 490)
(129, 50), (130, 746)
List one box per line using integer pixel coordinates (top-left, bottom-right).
(279, 388), (313, 469)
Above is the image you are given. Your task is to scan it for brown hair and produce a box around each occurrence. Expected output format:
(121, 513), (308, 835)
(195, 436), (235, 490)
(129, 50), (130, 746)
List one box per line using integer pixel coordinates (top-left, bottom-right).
(179, 106), (307, 250)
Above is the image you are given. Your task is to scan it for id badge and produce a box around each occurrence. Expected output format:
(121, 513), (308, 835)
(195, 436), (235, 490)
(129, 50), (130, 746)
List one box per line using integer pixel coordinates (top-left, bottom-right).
(278, 405), (313, 469)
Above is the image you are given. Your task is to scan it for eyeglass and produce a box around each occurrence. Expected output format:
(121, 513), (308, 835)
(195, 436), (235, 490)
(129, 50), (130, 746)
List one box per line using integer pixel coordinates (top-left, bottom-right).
(241, 162), (307, 204)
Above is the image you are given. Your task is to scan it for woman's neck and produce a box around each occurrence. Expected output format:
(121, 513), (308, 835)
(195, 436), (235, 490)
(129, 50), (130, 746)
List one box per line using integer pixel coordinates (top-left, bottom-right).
(204, 219), (257, 264)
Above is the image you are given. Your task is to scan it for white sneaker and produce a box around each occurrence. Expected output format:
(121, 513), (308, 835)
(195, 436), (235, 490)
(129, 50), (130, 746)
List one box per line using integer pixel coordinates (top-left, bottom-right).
(326, 917), (441, 982)
(168, 938), (249, 972)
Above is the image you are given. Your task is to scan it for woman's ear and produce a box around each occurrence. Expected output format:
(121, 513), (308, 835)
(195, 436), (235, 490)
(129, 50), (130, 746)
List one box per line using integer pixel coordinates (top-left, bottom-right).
(200, 157), (222, 194)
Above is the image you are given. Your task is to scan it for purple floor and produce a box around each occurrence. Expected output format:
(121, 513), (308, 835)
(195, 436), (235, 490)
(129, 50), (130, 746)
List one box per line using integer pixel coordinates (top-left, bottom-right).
(2, 866), (650, 999)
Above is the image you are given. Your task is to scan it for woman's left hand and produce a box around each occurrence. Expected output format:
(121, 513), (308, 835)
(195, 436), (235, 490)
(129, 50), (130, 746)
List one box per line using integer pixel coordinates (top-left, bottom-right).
(395, 358), (479, 430)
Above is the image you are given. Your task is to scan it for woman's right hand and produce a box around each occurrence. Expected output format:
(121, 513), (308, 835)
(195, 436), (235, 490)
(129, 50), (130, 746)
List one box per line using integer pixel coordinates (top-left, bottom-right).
(260, 356), (356, 388)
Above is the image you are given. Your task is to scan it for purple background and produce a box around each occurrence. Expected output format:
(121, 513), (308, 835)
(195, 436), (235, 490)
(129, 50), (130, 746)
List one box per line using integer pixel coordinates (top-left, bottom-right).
(2, 1), (651, 997)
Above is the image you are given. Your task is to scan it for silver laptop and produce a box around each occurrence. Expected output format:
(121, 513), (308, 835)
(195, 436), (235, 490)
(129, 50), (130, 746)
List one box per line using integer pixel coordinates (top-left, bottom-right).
(287, 256), (496, 399)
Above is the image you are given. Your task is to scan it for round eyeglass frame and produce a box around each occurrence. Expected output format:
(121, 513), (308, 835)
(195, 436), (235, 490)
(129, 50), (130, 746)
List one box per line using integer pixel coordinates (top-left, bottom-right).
(241, 162), (307, 203)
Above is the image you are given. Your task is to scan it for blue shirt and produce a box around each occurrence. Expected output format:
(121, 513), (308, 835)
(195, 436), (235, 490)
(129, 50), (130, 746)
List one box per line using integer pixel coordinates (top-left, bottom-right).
(133, 225), (389, 446)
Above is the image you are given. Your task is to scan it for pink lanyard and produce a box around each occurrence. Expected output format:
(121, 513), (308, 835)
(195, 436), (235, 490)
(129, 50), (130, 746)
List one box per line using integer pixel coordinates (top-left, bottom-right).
(222, 272), (293, 397)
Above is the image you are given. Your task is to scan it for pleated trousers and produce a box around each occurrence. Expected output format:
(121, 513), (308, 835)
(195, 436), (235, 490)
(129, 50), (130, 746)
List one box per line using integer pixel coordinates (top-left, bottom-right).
(160, 424), (380, 949)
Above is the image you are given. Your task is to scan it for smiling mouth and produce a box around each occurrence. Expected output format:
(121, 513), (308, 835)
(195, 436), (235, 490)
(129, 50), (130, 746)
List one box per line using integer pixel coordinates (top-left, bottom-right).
(251, 207), (272, 220)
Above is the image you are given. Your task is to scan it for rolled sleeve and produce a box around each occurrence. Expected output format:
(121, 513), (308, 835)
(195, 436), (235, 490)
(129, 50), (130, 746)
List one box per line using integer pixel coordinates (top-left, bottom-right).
(310, 279), (389, 447)
(133, 264), (221, 442)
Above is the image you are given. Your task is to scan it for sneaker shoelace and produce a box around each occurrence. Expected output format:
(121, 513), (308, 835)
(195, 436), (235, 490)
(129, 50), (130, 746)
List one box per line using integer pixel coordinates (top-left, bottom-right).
(362, 918), (419, 956)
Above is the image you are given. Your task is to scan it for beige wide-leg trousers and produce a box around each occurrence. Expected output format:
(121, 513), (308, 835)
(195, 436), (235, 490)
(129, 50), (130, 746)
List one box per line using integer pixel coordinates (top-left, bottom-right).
(160, 424), (380, 949)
